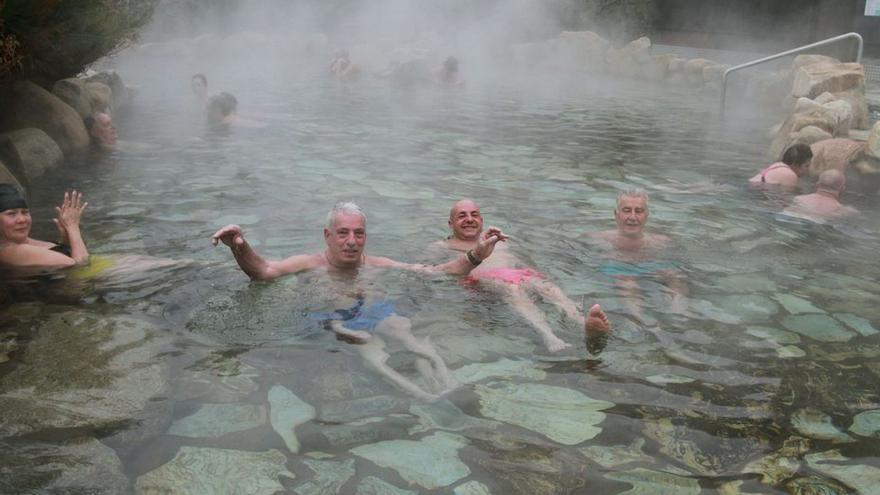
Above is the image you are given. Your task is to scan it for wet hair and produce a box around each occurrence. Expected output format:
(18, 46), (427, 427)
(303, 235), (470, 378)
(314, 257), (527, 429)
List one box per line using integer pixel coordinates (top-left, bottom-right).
(192, 73), (207, 86)
(817, 169), (846, 192)
(781, 143), (813, 167)
(326, 201), (366, 229)
(443, 56), (459, 72)
(617, 188), (649, 207)
(83, 115), (95, 130)
(207, 92), (237, 117)
(0, 183), (28, 212)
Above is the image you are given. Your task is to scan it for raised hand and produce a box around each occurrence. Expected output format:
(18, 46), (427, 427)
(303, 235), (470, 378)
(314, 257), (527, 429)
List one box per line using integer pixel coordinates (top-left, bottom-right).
(473, 227), (508, 261)
(53, 190), (88, 234)
(211, 224), (246, 248)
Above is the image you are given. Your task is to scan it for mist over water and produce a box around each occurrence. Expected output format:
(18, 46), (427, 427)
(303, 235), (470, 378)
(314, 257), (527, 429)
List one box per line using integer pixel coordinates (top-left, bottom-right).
(3, 1), (880, 493)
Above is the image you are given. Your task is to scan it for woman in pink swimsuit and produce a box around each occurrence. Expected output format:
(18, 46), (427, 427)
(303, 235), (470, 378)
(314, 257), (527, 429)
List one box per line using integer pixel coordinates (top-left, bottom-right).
(749, 143), (813, 188)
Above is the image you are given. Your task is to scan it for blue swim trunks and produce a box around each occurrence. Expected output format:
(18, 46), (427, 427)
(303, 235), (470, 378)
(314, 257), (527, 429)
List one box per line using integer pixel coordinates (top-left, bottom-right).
(308, 298), (396, 331)
(598, 260), (677, 278)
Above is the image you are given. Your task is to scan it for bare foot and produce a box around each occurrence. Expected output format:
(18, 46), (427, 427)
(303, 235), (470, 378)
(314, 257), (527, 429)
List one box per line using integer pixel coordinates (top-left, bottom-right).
(585, 304), (610, 333)
(545, 335), (572, 353)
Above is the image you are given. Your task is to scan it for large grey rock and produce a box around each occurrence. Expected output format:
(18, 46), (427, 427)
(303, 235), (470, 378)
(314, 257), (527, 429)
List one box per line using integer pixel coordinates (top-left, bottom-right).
(792, 62), (865, 99)
(0, 81), (89, 154)
(792, 54), (840, 71)
(0, 158), (24, 189)
(0, 128), (63, 183)
(85, 70), (130, 111)
(51, 78), (92, 119)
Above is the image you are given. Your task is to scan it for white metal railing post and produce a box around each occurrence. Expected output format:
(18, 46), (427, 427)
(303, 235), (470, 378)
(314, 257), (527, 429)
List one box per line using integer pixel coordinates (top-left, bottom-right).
(720, 32), (864, 117)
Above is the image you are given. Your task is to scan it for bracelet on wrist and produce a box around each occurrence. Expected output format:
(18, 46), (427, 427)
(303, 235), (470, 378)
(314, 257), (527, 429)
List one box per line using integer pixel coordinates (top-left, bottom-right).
(466, 250), (482, 266)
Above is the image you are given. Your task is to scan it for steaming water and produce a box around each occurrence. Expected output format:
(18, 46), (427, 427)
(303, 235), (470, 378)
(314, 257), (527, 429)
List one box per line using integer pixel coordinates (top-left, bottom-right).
(3, 59), (880, 493)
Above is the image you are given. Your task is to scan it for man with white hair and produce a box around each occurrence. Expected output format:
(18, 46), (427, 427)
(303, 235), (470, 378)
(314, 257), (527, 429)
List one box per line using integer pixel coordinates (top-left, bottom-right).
(211, 201), (507, 401)
(783, 169), (858, 223)
(589, 189), (687, 319)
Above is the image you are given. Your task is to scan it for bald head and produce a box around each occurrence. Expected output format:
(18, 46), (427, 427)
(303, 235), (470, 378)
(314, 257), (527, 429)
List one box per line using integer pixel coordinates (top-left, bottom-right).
(448, 199), (483, 241)
(817, 169), (846, 193)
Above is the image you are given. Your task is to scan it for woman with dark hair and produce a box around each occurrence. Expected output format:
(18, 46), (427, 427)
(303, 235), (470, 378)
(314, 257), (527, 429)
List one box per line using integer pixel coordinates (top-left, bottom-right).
(750, 143), (813, 188)
(0, 184), (89, 271)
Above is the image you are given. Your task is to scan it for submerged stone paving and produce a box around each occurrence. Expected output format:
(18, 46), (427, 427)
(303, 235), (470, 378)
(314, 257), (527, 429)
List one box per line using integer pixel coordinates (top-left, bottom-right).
(168, 402), (266, 438)
(475, 381), (613, 445)
(350, 431), (471, 489)
(268, 385), (316, 453)
(135, 446), (294, 494)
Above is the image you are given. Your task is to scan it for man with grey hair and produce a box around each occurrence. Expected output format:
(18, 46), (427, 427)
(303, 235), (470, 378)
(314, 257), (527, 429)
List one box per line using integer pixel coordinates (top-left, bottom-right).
(211, 201), (507, 401)
(589, 189), (687, 318)
(782, 169), (858, 223)
(212, 201), (505, 280)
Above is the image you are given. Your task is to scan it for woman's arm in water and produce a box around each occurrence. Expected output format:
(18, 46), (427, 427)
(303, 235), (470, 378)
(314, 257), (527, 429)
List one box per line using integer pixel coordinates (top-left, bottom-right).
(0, 242), (78, 269)
(53, 190), (89, 265)
(211, 224), (316, 280)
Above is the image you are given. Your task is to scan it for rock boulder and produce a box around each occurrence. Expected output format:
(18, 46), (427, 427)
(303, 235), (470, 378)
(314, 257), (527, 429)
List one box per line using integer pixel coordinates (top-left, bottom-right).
(85, 70), (130, 111)
(52, 78), (92, 119)
(0, 81), (89, 155)
(0, 129), (63, 183)
(791, 62), (864, 99)
(0, 159), (24, 189)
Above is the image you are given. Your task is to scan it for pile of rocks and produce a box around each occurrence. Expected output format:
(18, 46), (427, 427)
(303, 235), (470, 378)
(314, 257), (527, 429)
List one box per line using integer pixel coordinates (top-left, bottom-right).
(0, 71), (131, 190)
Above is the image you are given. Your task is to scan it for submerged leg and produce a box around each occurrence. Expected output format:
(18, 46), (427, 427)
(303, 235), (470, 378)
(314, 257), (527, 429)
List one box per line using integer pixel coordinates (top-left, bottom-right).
(498, 284), (571, 352)
(377, 315), (456, 391)
(357, 335), (439, 402)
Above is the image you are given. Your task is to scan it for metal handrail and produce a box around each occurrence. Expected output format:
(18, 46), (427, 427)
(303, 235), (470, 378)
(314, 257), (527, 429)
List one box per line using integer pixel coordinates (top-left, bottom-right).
(720, 32), (864, 116)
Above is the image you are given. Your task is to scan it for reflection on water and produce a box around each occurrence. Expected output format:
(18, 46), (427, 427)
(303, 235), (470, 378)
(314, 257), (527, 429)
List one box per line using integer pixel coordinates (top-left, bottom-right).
(2, 58), (880, 493)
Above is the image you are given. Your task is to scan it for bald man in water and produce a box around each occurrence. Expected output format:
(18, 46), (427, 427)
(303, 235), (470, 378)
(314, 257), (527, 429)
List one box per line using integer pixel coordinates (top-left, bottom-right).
(783, 169), (858, 223)
(434, 199), (610, 353)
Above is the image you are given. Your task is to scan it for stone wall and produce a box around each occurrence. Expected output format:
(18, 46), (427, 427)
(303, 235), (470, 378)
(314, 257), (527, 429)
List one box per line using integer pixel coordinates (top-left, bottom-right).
(0, 70), (130, 193)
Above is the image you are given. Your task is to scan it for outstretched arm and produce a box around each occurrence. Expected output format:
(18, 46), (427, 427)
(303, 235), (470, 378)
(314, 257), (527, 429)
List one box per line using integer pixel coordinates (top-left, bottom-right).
(211, 224), (313, 280)
(377, 228), (508, 275)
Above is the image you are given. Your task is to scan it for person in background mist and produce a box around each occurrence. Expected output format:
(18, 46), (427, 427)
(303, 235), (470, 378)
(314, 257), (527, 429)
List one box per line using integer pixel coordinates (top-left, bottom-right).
(191, 73), (208, 107)
(84, 112), (118, 150)
(329, 49), (360, 80)
(206, 92), (238, 128)
(0, 184), (90, 272)
(782, 169), (858, 223)
(749, 143), (812, 188)
(432, 56), (464, 86)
